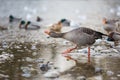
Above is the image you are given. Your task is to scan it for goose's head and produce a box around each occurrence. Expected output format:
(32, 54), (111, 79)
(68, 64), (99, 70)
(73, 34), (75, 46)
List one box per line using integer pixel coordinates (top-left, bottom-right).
(44, 30), (64, 38)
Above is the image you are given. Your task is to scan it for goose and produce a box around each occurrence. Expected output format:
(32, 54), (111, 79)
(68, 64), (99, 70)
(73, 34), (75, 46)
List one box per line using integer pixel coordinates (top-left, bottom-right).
(45, 27), (107, 64)
(102, 18), (119, 34)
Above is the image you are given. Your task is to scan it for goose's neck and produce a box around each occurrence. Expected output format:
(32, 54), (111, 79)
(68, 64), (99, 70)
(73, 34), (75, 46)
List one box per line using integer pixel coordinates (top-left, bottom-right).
(50, 32), (64, 38)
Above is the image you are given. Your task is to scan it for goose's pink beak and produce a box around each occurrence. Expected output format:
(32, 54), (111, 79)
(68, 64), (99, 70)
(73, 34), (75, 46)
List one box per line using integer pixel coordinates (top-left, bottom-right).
(44, 30), (50, 35)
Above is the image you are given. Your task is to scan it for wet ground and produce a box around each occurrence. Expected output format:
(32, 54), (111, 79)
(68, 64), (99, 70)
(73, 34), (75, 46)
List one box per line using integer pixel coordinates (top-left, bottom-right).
(0, 0), (120, 80)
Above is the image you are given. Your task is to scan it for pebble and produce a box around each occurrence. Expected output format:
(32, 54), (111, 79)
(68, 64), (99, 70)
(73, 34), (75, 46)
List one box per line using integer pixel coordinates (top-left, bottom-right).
(106, 71), (114, 76)
(117, 71), (120, 77)
(94, 46), (104, 51)
(43, 69), (60, 78)
(32, 52), (37, 56)
(116, 45), (120, 48)
(77, 48), (88, 53)
(117, 74), (120, 77)
(21, 67), (30, 73)
(22, 73), (31, 78)
(31, 45), (37, 50)
(110, 77), (118, 80)
(48, 62), (54, 65)
(2, 41), (8, 48)
(100, 49), (111, 53)
(112, 49), (119, 53)
(0, 53), (14, 63)
(25, 57), (34, 62)
(35, 58), (44, 63)
(0, 74), (9, 78)
(15, 45), (20, 49)
(95, 67), (102, 73)
(105, 41), (114, 46)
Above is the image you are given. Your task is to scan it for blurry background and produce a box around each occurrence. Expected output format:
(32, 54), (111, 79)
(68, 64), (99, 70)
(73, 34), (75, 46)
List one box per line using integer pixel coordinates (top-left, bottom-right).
(0, 0), (120, 25)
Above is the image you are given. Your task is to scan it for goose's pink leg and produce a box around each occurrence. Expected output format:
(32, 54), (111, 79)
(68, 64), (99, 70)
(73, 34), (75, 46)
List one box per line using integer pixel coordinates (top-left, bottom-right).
(62, 46), (77, 54)
(88, 47), (91, 63)
(62, 46), (77, 63)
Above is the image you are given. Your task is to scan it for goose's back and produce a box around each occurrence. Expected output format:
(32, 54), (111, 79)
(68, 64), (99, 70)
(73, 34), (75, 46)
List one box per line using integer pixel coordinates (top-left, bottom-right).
(63, 27), (96, 47)
(103, 24), (116, 32)
(103, 20), (117, 32)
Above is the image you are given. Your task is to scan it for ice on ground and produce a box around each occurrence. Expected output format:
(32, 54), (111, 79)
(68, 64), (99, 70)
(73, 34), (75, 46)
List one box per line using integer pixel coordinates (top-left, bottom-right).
(54, 54), (76, 72)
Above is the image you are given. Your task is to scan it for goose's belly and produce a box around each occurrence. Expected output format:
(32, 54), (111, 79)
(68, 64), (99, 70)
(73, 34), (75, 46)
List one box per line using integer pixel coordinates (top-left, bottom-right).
(75, 37), (95, 47)
(64, 33), (95, 47)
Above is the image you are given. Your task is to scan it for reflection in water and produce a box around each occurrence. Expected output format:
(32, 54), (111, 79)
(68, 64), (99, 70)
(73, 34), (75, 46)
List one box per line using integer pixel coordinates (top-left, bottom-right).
(64, 63), (95, 79)
(0, 42), (40, 80)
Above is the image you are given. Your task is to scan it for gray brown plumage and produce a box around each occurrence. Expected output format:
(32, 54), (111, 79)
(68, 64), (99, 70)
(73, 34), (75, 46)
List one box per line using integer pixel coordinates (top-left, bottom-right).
(102, 18), (120, 34)
(48, 27), (106, 47)
(45, 27), (107, 63)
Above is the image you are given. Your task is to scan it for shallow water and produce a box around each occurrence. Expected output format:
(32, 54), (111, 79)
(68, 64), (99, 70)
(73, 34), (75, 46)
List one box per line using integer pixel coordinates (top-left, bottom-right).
(0, 0), (120, 80)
